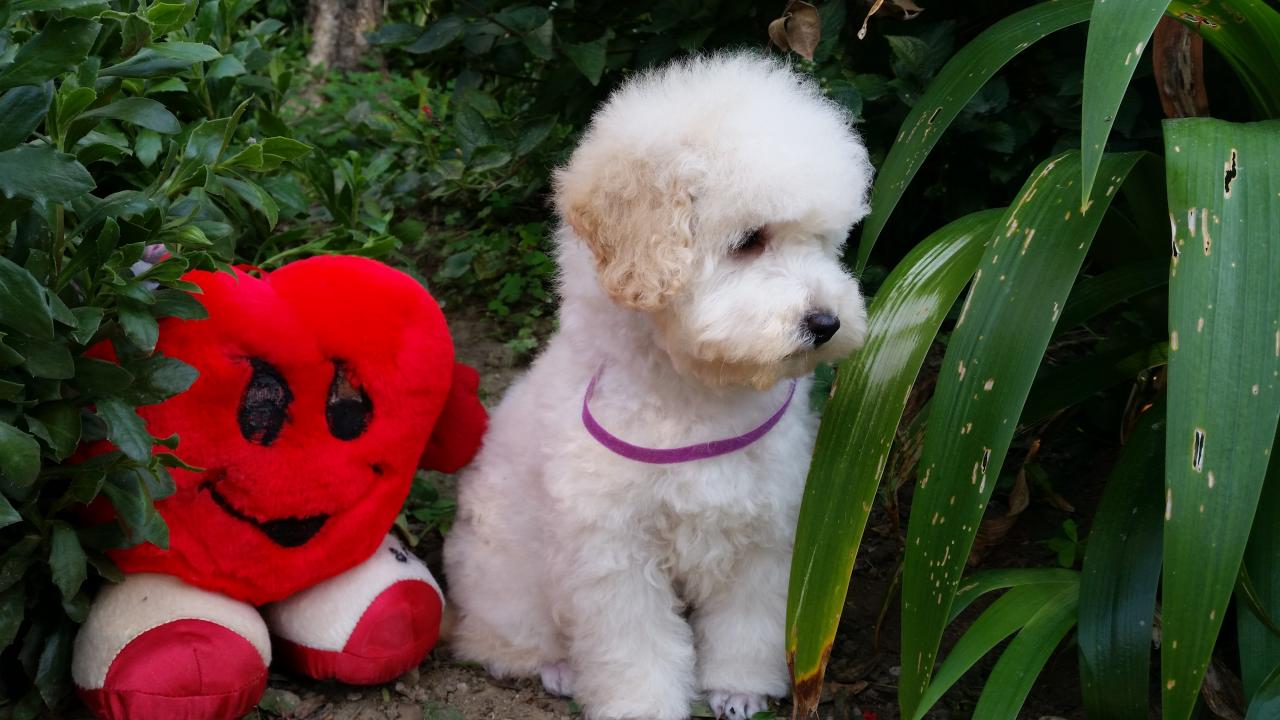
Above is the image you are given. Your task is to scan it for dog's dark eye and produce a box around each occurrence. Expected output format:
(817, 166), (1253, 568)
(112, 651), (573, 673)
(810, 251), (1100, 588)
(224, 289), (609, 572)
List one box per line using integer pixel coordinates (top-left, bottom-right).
(732, 228), (768, 258)
(326, 360), (372, 441)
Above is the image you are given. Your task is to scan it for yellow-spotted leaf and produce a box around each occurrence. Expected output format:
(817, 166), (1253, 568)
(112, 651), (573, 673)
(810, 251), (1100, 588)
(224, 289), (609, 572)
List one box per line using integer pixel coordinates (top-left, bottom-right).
(1161, 118), (1280, 720)
(786, 210), (1001, 716)
(898, 150), (1143, 720)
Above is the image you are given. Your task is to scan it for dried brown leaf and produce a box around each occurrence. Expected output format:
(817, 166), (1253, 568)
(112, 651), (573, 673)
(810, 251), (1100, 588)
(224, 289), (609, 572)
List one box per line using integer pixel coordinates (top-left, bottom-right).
(1200, 657), (1245, 720)
(889, 0), (925, 20)
(767, 16), (791, 54)
(777, 1), (822, 60)
(858, 0), (886, 39)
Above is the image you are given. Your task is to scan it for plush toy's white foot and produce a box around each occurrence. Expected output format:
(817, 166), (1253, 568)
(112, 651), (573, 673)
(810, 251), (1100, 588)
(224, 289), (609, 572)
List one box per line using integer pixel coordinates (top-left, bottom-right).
(265, 534), (443, 684)
(72, 574), (270, 720)
(708, 691), (769, 720)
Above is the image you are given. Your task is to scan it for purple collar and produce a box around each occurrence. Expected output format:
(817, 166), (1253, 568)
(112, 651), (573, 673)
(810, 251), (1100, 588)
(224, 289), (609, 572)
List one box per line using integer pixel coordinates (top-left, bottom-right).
(581, 366), (797, 464)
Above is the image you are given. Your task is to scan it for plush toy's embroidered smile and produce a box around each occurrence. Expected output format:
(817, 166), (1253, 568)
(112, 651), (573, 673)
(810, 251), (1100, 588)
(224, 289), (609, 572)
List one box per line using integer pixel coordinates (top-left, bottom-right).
(201, 469), (329, 548)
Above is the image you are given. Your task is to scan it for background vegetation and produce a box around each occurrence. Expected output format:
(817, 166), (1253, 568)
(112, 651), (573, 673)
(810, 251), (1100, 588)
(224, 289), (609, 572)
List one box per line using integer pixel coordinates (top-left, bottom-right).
(1, 0), (1276, 718)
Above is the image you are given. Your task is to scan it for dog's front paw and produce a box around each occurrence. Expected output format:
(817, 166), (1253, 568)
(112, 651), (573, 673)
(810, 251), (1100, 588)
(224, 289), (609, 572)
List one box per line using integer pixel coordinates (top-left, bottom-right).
(707, 691), (768, 719)
(540, 660), (576, 697)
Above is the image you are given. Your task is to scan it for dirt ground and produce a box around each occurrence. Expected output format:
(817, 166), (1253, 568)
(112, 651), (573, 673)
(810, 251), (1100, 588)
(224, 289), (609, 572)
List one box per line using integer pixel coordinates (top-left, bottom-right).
(233, 307), (1095, 720)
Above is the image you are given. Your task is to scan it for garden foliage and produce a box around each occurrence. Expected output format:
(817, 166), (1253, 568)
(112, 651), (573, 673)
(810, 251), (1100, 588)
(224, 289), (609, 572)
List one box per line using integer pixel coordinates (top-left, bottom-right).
(787, 1), (1280, 719)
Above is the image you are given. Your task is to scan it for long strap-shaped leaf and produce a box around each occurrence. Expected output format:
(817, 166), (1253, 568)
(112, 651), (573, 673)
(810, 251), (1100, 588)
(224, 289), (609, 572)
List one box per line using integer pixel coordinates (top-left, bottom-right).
(912, 575), (1079, 720)
(853, 0), (1092, 271)
(1239, 427), (1280, 703)
(971, 583), (1081, 718)
(1161, 118), (1280, 720)
(786, 209), (1001, 716)
(1080, 0), (1171, 204)
(898, 150), (1144, 719)
(1079, 403), (1166, 720)
(1247, 664), (1280, 720)
(1166, 0), (1280, 118)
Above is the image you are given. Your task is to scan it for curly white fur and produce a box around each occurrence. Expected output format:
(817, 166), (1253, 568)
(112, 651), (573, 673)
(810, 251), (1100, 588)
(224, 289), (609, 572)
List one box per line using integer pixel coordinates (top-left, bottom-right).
(444, 52), (873, 720)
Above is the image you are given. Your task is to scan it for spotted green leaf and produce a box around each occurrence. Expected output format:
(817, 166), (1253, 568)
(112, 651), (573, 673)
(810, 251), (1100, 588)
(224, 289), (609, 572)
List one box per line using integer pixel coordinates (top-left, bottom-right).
(1161, 118), (1280, 720)
(898, 151), (1143, 719)
(787, 210), (1000, 716)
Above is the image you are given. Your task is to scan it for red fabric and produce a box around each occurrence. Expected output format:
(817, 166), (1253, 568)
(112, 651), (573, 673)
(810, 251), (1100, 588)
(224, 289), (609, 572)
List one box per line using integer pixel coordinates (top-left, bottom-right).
(76, 619), (267, 720)
(420, 363), (488, 472)
(273, 579), (443, 684)
(90, 255), (485, 605)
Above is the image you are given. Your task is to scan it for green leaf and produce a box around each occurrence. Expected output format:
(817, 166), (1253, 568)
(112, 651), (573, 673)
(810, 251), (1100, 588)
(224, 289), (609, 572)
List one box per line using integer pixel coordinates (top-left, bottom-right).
(0, 255), (55, 339)
(786, 210), (999, 714)
(1056, 259), (1169, 333)
(911, 580), (1076, 720)
(48, 521), (87, 600)
(0, 422), (40, 489)
(11, 0), (108, 13)
(950, 567), (1080, 622)
(406, 16), (465, 54)
(100, 42), (222, 79)
(68, 308), (102, 344)
(899, 151), (1142, 720)
(494, 6), (549, 32)
(219, 174), (278, 228)
(94, 398), (151, 463)
(0, 584), (24, 650)
(117, 301), (158, 353)
(971, 583), (1080, 717)
(28, 402), (81, 461)
(34, 617), (73, 706)
(0, 18), (100, 91)
(134, 128), (162, 167)
(1167, 0), (1280, 118)
(130, 354), (197, 404)
(562, 35), (609, 85)
(0, 145), (95, 204)
(855, 0), (1092, 270)
(145, 0), (198, 36)
(1078, 403), (1165, 720)
(207, 54), (246, 80)
(152, 289), (207, 320)
(8, 336), (74, 379)
(74, 356), (135, 396)
(1080, 0), (1169, 203)
(1240, 427), (1280, 702)
(80, 97), (181, 134)
(0, 493), (19, 530)
(1247, 664), (1280, 720)
(0, 84), (53, 151)
(522, 19), (554, 60)
(1161, 119), (1280, 720)
(514, 116), (557, 157)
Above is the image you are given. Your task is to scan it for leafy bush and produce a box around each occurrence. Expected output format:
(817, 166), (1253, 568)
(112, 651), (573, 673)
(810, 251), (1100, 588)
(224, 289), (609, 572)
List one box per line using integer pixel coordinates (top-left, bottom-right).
(0, 1), (322, 714)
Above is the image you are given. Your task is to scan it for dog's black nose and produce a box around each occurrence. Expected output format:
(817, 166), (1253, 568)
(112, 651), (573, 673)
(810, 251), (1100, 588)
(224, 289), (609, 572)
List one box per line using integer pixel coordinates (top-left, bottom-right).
(804, 312), (840, 347)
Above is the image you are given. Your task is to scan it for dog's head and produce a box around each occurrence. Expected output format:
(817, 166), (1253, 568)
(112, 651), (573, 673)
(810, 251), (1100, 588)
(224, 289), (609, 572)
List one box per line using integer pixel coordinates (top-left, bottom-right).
(554, 52), (873, 389)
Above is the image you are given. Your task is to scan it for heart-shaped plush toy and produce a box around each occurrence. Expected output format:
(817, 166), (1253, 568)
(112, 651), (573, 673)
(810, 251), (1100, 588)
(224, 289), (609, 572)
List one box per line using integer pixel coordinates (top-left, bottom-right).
(72, 255), (486, 720)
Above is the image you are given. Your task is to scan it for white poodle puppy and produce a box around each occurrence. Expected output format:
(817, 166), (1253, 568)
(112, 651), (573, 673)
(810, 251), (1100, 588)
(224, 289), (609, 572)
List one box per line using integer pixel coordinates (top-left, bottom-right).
(444, 52), (873, 720)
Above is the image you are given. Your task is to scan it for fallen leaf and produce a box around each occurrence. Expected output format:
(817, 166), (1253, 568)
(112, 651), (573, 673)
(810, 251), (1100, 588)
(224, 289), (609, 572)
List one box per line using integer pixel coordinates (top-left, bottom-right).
(768, 1), (822, 60)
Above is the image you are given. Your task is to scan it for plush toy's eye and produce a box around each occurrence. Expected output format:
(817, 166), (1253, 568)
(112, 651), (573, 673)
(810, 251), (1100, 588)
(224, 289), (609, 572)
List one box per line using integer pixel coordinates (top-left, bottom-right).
(239, 358), (293, 446)
(327, 361), (372, 441)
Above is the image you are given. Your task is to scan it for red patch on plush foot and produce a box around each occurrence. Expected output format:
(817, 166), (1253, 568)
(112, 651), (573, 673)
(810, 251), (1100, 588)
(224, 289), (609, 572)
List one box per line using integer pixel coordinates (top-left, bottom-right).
(274, 579), (442, 685)
(77, 619), (267, 720)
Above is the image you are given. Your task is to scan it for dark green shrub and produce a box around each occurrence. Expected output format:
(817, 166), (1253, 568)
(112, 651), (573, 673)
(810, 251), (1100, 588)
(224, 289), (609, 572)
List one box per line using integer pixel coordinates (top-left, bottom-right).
(0, 1), (316, 714)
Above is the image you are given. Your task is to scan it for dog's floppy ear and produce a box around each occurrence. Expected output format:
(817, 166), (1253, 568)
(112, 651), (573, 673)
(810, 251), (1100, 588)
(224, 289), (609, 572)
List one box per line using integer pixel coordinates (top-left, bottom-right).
(554, 153), (694, 311)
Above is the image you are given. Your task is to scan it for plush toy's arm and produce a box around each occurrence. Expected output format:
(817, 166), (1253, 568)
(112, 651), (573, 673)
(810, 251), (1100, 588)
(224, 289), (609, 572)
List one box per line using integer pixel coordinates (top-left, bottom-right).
(419, 363), (488, 473)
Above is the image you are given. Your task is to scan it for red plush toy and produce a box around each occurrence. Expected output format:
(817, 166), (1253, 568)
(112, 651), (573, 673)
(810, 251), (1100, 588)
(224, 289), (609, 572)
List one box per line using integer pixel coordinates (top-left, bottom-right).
(69, 255), (486, 720)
